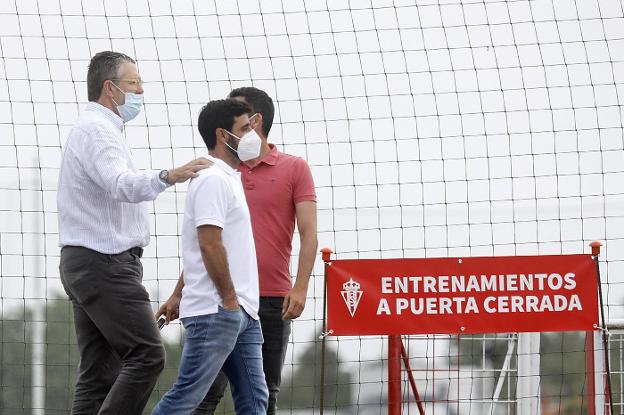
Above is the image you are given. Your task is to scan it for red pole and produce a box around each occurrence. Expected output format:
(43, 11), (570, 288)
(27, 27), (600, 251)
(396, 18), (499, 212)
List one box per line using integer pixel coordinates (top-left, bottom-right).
(319, 248), (333, 415)
(590, 241), (614, 415)
(388, 335), (402, 415)
(321, 247), (333, 264)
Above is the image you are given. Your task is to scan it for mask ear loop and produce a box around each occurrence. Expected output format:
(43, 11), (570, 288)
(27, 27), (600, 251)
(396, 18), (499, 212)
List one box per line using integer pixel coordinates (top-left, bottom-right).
(223, 129), (240, 154)
(223, 129), (241, 141)
(109, 81), (124, 107)
(248, 113), (260, 131)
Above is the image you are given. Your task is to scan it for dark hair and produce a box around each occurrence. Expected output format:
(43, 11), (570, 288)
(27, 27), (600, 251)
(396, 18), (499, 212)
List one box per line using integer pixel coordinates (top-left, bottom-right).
(87, 51), (135, 102)
(228, 87), (274, 136)
(197, 99), (252, 150)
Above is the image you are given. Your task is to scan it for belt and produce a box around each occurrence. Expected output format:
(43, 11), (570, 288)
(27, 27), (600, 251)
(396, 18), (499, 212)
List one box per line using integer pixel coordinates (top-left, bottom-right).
(62, 245), (143, 259)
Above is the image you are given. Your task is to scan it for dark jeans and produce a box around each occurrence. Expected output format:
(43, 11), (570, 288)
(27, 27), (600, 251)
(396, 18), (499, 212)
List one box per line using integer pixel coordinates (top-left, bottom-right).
(193, 297), (291, 415)
(59, 246), (165, 415)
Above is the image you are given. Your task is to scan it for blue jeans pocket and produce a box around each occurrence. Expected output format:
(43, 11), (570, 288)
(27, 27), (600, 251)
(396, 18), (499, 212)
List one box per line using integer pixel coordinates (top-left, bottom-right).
(218, 306), (242, 316)
(182, 310), (241, 343)
(182, 316), (208, 339)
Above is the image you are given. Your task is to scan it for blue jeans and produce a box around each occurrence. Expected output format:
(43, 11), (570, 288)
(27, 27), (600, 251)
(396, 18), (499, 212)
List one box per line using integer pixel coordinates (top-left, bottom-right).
(151, 307), (268, 415)
(195, 297), (291, 415)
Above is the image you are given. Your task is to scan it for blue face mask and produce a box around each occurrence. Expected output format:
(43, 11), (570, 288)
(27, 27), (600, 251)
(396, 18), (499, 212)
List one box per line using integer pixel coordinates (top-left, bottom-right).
(111, 82), (144, 123)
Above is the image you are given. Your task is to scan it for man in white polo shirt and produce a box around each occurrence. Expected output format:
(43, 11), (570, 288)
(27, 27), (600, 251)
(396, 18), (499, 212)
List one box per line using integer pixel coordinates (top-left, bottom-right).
(151, 99), (268, 414)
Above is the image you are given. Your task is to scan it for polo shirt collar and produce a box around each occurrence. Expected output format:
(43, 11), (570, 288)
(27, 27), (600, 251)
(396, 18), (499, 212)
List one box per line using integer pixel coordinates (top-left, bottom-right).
(207, 154), (238, 176)
(260, 144), (278, 166)
(86, 101), (124, 132)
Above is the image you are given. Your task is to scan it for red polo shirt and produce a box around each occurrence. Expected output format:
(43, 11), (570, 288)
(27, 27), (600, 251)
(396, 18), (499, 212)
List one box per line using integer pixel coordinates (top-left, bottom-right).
(238, 144), (317, 296)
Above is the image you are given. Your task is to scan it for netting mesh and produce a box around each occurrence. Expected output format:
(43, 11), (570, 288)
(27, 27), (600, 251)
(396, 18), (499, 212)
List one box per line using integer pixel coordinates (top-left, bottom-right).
(1, 0), (624, 413)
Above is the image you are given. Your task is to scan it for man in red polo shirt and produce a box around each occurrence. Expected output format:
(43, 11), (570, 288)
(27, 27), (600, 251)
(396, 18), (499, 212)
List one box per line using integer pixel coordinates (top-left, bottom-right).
(157, 87), (318, 414)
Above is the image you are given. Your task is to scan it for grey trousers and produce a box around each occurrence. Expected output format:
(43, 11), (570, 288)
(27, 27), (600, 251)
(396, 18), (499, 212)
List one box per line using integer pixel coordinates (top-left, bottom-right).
(60, 246), (165, 415)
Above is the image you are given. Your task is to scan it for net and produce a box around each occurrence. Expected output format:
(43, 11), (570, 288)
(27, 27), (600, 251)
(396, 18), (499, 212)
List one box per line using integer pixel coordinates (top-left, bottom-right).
(1, 0), (624, 413)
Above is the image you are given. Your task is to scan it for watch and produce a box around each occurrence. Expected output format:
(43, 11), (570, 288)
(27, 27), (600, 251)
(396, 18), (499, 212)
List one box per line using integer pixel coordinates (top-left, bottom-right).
(158, 169), (170, 185)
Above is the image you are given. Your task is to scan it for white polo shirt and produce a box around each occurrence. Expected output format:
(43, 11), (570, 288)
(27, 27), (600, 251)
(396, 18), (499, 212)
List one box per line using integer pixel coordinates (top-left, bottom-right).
(179, 155), (259, 320)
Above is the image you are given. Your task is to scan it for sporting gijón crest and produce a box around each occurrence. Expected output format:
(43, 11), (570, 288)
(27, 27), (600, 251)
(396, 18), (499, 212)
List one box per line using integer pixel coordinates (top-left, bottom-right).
(341, 278), (363, 317)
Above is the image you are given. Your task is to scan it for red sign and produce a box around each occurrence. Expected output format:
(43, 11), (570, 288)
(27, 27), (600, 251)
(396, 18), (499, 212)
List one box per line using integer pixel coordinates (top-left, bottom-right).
(326, 255), (599, 335)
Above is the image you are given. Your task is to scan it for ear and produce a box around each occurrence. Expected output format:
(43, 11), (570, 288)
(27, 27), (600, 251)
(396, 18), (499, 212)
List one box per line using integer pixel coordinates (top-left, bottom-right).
(216, 128), (228, 144)
(254, 112), (263, 127)
(103, 79), (116, 98)
(252, 113), (266, 136)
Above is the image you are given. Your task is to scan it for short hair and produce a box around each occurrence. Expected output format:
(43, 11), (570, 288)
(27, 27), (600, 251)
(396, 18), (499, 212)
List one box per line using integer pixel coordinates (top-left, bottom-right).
(228, 87), (274, 136)
(87, 51), (135, 102)
(197, 99), (252, 150)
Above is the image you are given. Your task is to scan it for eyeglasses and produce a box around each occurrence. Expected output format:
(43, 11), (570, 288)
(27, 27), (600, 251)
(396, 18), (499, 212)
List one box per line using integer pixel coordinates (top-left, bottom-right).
(111, 78), (144, 87)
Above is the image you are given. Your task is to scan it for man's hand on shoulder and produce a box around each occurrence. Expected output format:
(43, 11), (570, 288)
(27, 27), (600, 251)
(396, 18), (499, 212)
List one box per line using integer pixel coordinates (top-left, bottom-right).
(167, 157), (213, 184)
(282, 284), (307, 320)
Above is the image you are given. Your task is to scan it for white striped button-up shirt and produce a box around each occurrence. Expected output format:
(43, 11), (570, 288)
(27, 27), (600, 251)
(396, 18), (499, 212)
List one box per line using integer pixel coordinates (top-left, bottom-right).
(58, 102), (168, 254)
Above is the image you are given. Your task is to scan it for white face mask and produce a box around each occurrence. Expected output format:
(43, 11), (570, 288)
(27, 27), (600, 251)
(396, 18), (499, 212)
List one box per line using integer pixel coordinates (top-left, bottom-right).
(224, 129), (262, 161)
(111, 82), (144, 123)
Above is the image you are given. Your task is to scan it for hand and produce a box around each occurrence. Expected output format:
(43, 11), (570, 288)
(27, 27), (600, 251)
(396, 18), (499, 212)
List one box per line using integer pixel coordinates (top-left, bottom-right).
(155, 293), (181, 324)
(222, 297), (240, 312)
(282, 285), (307, 320)
(167, 157), (213, 184)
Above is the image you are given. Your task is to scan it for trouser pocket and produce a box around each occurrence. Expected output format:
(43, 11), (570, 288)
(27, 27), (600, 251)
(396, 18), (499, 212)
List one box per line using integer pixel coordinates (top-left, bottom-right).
(60, 247), (99, 304)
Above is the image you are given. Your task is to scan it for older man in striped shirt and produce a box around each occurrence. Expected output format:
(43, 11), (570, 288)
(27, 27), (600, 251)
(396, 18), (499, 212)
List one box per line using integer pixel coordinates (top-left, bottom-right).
(57, 51), (210, 415)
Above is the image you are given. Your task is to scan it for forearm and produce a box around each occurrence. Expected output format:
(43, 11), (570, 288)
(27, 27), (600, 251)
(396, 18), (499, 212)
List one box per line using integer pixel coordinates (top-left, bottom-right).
(294, 233), (318, 291)
(111, 154), (213, 202)
(90, 141), (167, 203)
(171, 272), (185, 298)
(200, 242), (238, 306)
(109, 171), (166, 203)
(96, 152), (211, 203)
(156, 272), (185, 323)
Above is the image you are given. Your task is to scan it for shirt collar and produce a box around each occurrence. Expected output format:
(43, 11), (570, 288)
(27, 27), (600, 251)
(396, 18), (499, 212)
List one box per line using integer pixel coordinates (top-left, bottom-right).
(207, 154), (238, 176)
(86, 101), (124, 131)
(262, 144), (279, 166)
(239, 144), (278, 171)
(238, 144), (278, 170)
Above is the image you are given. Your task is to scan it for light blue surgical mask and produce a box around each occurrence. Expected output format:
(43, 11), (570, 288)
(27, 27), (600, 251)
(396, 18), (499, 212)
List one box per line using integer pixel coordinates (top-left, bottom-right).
(111, 82), (144, 123)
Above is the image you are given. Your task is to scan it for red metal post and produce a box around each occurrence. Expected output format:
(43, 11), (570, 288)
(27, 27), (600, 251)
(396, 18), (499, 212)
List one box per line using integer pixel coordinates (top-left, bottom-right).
(319, 247), (333, 415)
(388, 335), (402, 415)
(590, 241), (602, 257)
(321, 247), (333, 263)
(590, 241), (614, 414)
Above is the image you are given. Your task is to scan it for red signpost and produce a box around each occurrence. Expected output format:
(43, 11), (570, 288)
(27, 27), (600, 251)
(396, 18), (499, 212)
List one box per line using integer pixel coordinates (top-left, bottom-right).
(321, 249), (602, 414)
